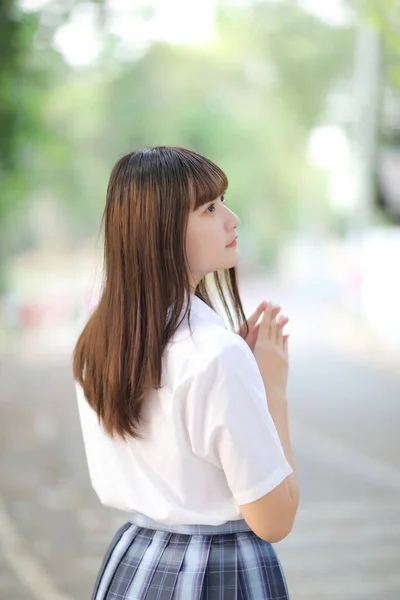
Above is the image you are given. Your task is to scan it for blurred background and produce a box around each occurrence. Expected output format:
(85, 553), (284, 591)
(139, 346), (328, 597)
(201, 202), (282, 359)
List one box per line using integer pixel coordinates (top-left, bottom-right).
(1, 0), (399, 598)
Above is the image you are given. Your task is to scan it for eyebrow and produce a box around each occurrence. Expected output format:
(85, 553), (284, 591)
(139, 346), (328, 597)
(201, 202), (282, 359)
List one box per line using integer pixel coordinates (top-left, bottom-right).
(202, 191), (228, 208)
(214, 190), (228, 201)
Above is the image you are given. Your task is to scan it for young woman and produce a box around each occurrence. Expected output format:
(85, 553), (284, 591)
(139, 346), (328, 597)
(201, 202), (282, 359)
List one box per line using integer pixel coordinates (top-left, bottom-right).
(73, 146), (299, 600)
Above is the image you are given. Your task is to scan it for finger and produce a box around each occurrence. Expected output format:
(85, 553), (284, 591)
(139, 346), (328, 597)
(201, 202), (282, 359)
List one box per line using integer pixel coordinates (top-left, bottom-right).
(283, 334), (289, 356)
(259, 302), (273, 329)
(277, 314), (289, 325)
(251, 323), (260, 345)
(271, 305), (281, 317)
(261, 303), (280, 338)
(270, 305), (281, 329)
(261, 303), (281, 334)
(277, 315), (289, 342)
(268, 305), (281, 325)
(269, 309), (277, 341)
(276, 324), (283, 348)
(248, 301), (268, 327)
(276, 315), (285, 347)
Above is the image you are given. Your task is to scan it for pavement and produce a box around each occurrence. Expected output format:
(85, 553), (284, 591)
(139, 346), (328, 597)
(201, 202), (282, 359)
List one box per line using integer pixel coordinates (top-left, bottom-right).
(0, 274), (399, 599)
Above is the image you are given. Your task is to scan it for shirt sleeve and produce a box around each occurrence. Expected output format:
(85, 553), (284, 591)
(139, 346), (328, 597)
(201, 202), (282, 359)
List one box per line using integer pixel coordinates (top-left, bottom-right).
(186, 336), (293, 506)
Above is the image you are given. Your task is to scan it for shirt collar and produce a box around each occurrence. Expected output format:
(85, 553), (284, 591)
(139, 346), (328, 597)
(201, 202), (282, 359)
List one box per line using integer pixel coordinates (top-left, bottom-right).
(189, 293), (227, 329)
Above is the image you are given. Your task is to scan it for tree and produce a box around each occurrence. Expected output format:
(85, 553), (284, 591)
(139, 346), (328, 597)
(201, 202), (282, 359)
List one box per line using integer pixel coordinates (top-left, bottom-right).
(0, 0), (105, 290)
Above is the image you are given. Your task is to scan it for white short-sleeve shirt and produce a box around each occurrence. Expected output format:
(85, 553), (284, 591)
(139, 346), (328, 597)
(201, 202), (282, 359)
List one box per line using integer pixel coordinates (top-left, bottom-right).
(75, 293), (293, 525)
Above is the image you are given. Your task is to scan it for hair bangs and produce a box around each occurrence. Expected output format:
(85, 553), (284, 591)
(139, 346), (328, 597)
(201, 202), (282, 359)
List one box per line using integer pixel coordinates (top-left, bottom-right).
(181, 151), (228, 210)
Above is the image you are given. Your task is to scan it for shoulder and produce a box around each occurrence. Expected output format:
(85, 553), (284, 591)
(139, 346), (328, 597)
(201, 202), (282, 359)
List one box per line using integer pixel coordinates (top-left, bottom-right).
(185, 326), (267, 423)
(165, 319), (259, 389)
(191, 325), (259, 380)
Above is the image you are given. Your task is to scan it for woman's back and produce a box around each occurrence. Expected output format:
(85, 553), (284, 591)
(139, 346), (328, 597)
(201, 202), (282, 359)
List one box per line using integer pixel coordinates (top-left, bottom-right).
(76, 293), (292, 527)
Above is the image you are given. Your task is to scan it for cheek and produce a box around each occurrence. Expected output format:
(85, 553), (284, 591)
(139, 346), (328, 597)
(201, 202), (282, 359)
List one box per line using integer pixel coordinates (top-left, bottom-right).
(186, 224), (215, 268)
(185, 224), (202, 266)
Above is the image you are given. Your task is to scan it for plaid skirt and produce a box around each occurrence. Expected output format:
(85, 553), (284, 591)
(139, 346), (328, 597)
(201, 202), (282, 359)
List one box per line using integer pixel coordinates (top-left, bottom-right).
(91, 512), (290, 599)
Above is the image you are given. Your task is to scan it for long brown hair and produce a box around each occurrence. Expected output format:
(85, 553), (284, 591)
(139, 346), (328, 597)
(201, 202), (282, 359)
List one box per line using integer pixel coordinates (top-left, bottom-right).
(73, 147), (249, 440)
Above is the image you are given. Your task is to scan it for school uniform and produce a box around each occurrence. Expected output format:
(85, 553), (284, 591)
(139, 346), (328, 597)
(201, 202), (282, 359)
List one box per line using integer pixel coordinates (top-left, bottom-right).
(75, 293), (293, 599)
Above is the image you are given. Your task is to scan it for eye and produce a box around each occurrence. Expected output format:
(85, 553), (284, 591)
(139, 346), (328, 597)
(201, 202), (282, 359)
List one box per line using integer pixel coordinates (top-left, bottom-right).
(205, 195), (227, 213)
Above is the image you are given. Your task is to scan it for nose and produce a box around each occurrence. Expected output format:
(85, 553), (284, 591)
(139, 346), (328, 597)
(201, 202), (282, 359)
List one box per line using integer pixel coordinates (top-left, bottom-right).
(225, 206), (240, 230)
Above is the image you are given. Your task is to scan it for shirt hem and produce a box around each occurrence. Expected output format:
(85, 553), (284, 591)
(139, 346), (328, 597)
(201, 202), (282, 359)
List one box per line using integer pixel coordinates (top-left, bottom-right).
(129, 511), (252, 534)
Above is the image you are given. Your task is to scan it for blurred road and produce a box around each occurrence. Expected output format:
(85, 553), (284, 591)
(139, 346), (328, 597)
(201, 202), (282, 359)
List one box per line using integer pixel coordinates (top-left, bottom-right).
(1, 274), (399, 599)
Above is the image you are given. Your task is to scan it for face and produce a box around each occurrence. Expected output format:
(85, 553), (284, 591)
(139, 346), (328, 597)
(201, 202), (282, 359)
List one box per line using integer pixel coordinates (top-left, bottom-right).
(185, 194), (240, 290)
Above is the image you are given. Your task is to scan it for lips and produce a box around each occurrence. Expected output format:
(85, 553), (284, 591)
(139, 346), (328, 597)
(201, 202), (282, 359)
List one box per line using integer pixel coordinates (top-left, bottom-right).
(226, 236), (238, 247)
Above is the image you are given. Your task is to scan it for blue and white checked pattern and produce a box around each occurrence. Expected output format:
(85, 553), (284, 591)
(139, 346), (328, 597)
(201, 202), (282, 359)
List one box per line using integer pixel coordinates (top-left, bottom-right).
(91, 515), (289, 599)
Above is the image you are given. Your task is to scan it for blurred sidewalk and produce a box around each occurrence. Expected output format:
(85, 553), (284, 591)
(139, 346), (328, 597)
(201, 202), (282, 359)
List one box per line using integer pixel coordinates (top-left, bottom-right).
(323, 305), (399, 377)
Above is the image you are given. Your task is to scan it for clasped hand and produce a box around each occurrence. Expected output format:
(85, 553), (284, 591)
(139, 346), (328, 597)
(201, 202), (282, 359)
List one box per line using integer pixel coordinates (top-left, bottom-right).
(237, 300), (290, 398)
(237, 301), (289, 354)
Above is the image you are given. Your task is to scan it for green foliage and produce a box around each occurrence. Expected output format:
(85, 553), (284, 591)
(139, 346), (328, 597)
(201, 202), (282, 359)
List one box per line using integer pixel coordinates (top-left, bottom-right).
(347, 0), (400, 94)
(88, 3), (351, 265)
(0, 4), (41, 212)
(4, 0), (398, 279)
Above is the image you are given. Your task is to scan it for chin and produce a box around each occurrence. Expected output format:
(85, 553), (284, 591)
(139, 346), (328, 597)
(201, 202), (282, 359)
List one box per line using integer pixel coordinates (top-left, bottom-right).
(204, 253), (240, 276)
(225, 252), (241, 270)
